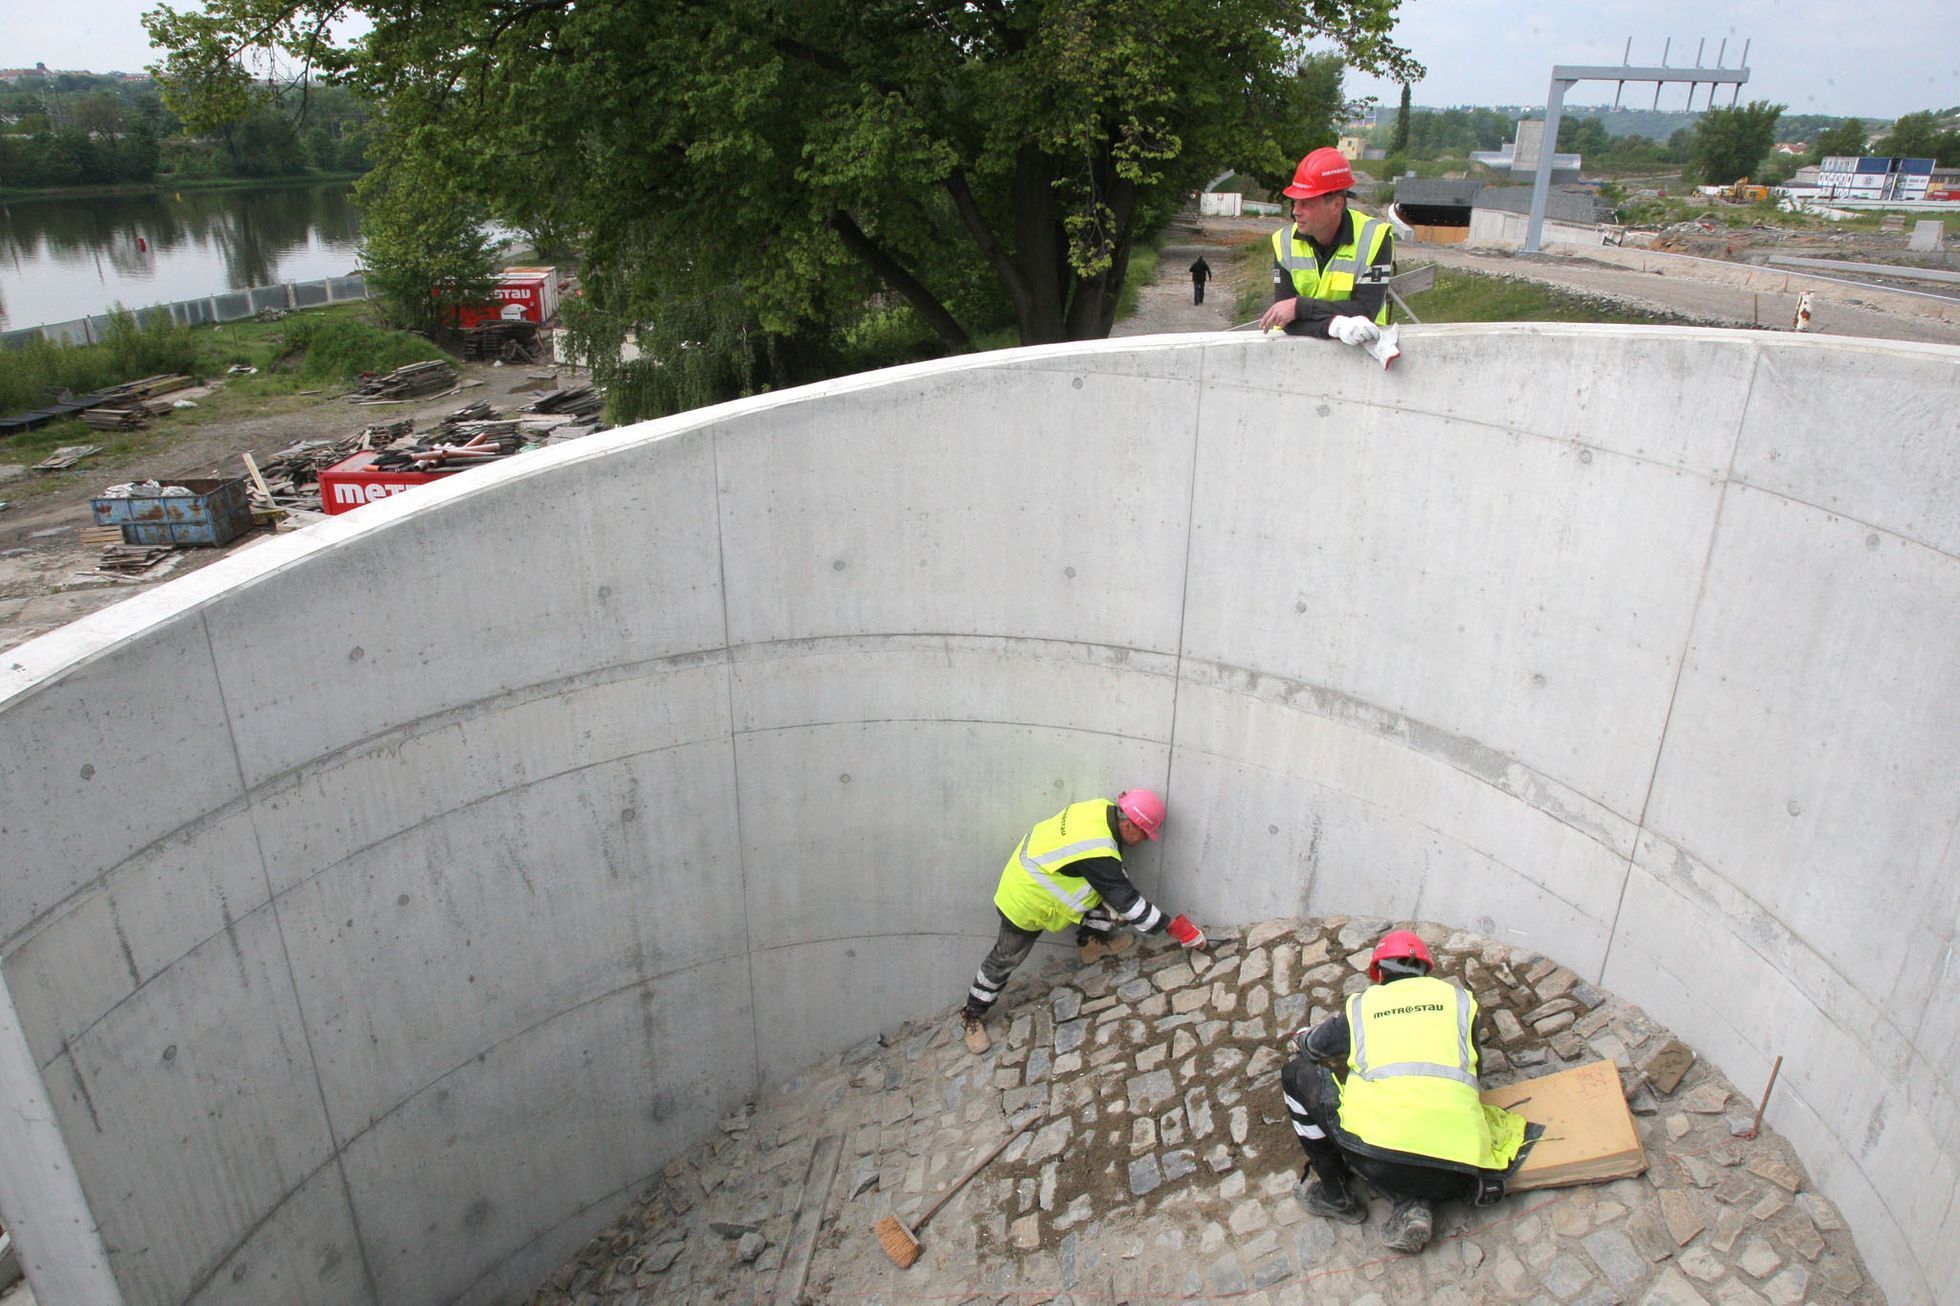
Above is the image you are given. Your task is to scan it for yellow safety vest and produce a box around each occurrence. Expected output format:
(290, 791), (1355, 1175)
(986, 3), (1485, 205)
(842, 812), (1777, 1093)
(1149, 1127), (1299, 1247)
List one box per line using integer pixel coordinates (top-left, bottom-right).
(1336, 976), (1527, 1171)
(1270, 208), (1392, 325)
(993, 800), (1120, 934)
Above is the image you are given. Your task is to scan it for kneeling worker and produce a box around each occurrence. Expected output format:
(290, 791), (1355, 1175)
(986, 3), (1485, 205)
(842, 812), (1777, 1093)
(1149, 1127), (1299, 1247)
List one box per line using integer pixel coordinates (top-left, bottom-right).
(1282, 929), (1536, 1251)
(960, 790), (1207, 1054)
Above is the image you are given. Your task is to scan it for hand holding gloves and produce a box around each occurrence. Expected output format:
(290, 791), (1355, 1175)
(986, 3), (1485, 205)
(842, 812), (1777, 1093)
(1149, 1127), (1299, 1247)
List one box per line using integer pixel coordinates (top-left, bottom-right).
(1167, 914), (1208, 950)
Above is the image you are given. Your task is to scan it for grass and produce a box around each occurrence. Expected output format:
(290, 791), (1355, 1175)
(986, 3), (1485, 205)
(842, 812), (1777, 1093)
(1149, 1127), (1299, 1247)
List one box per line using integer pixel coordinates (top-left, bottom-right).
(0, 304), (454, 500)
(1400, 266), (1692, 325)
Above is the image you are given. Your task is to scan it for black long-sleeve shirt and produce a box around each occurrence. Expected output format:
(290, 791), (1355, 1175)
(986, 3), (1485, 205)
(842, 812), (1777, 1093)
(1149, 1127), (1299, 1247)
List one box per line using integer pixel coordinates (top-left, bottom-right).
(1298, 974), (1485, 1064)
(1270, 207), (1395, 339)
(1068, 805), (1170, 934)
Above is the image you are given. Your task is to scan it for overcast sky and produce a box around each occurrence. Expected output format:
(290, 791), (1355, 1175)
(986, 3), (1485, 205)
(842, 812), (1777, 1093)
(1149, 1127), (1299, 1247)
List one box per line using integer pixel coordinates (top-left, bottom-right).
(9, 0), (1957, 122)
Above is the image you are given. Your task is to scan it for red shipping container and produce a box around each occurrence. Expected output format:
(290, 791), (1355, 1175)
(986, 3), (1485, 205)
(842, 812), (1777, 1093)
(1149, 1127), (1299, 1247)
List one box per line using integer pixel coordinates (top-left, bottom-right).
(318, 452), (458, 515)
(453, 266), (561, 328)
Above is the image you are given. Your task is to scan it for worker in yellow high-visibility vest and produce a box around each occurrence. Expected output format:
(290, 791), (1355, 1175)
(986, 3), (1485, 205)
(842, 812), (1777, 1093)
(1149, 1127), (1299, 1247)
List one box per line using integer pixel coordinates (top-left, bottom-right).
(1257, 147), (1400, 367)
(959, 790), (1208, 1055)
(1281, 930), (1537, 1253)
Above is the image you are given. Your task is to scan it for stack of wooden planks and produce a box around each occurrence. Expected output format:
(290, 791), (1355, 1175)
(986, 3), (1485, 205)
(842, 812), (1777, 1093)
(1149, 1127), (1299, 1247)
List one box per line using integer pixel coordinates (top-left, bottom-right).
(349, 360), (458, 403)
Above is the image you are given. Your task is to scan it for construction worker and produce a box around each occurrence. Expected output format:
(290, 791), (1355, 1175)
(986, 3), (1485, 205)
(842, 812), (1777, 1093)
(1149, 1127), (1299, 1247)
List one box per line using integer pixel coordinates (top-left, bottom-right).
(1281, 929), (1535, 1252)
(1257, 147), (1400, 366)
(960, 790), (1207, 1055)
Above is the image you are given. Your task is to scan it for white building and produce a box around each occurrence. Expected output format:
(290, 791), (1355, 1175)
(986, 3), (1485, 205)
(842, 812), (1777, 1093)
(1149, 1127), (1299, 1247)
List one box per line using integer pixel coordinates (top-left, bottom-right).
(1816, 156), (1934, 201)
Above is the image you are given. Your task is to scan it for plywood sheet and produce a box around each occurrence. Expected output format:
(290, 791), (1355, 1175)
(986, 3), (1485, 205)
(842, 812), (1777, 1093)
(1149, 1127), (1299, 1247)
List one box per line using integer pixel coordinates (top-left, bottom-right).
(1482, 1058), (1647, 1191)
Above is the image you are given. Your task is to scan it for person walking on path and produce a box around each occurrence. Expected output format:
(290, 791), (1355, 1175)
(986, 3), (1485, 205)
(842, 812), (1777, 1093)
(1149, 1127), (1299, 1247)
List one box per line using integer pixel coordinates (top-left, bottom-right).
(960, 790), (1208, 1054)
(1258, 147), (1400, 366)
(1188, 255), (1212, 304)
(1280, 929), (1536, 1252)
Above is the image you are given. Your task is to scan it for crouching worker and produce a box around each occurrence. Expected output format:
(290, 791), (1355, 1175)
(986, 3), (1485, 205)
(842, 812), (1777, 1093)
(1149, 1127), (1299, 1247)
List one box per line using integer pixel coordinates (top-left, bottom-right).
(960, 790), (1208, 1055)
(1281, 929), (1538, 1252)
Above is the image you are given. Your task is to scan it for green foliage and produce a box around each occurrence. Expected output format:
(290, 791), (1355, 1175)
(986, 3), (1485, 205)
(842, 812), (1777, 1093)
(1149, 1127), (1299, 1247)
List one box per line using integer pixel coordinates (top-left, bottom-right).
(1690, 100), (1785, 186)
(352, 158), (505, 338)
(275, 314), (448, 380)
(1368, 106), (1515, 159)
(1807, 119), (1867, 164)
(148, 0), (1423, 415)
(1880, 111), (1960, 165)
(0, 311), (201, 415)
(1555, 116), (1610, 157)
(1391, 84), (1412, 154)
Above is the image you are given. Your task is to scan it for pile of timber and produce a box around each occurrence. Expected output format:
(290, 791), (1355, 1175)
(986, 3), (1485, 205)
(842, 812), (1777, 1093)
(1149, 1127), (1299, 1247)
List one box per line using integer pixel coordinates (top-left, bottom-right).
(94, 543), (174, 574)
(34, 445), (102, 471)
(99, 374), (195, 404)
(522, 384), (602, 419)
(460, 320), (544, 364)
(349, 360), (458, 403)
(80, 407), (149, 431)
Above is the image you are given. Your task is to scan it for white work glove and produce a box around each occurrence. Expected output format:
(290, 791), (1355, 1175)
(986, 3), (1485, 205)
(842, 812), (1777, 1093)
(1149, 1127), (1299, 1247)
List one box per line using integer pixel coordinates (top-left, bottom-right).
(1327, 315), (1381, 346)
(1363, 324), (1402, 370)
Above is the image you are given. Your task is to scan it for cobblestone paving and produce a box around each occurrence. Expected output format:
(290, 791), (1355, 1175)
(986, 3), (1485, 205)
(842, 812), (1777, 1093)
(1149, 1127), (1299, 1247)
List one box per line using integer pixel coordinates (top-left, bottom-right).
(528, 918), (1879, 1304)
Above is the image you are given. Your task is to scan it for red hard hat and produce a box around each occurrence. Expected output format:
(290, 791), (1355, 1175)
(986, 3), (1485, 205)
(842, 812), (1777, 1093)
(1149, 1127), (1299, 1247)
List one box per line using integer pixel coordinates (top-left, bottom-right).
(1369, 929), (1433, 983)
(1116, 789), (1165, 840)
(1282, 147), (1354, 200)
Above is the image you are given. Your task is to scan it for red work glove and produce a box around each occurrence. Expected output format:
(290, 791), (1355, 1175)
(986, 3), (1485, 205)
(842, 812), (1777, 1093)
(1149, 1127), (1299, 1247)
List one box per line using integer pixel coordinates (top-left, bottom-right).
(1167, 914), (1207, 950)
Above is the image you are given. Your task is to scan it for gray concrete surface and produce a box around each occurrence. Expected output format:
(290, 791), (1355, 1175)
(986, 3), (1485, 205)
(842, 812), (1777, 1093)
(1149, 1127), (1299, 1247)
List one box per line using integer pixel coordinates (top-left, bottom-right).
(0, 326), (1954, 1305)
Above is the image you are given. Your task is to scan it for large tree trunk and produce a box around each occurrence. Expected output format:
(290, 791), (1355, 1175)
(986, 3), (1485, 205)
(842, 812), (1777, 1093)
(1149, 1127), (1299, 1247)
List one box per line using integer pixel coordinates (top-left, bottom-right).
(827, 210), (971, 350)
(1008, 144), (1069, 345)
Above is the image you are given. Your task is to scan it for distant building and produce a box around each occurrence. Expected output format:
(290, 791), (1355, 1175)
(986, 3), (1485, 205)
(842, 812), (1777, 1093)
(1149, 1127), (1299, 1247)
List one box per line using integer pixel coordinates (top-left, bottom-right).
(1772, 142), (1808, 156)
(1338, 135), (1368, 161)
(1817, 156), (1934, 201)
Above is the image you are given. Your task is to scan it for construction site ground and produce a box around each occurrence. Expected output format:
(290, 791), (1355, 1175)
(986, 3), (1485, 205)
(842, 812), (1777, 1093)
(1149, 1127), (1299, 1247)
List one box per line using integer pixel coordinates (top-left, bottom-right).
(528, 917), (1878, 1305)
(7, 211), (1955, 659)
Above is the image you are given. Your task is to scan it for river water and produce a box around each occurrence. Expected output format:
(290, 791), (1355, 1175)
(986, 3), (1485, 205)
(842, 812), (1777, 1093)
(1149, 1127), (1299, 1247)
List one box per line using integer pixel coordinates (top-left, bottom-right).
(0, 183), (363, 332)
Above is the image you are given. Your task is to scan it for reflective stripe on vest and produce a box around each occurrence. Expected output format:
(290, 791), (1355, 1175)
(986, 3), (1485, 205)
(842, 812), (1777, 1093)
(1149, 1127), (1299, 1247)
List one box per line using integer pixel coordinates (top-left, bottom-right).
(993, 800), (1121, 933)
(1271, 210), (1390, 323)
(1347, 984), (1478, 1088)
(1015, 831), (1112, 914)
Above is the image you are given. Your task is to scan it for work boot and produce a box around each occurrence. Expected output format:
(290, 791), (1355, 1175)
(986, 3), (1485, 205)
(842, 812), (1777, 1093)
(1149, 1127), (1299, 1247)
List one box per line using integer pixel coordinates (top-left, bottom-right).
(960, 1009), (991, 1055)
(1078, 932), (1133, 964)
(1295, 1172), (1368, 1225)
(1380, 1196), (1433, 1252)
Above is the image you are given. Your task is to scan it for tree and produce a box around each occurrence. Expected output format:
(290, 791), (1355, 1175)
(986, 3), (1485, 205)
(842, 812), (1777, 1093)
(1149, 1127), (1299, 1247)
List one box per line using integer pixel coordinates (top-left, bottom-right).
(149, 0), (1421, 413)
(1391, 83), (1412, 154)
(1881, 111), (1960, 165)
(1556, 115), (1609, 158)
(1807, 118), (1865, 164)
(354, 156), (505, 338)
(1690, 100), (1784, 185)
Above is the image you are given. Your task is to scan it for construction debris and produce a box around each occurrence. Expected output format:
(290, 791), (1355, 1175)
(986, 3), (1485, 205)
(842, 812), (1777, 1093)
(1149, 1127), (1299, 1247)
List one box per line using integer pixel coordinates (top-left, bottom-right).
(460, 320), (545, 364)
(80, 407), (150, 431)
(93, 543), (175, 574)
(33, 445), (103, 471)
(349, 360), (458, 403)
(522, 384), (602, 420)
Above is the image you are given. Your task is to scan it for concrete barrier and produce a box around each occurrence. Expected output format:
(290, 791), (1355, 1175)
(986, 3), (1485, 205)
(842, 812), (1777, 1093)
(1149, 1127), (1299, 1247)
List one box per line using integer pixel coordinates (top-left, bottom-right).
(0, 326), (1954, 1304)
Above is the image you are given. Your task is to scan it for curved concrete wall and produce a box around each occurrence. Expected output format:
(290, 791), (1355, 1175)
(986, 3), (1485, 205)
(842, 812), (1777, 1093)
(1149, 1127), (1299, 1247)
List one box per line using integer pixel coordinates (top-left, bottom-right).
(0, 327), (1953, 1305)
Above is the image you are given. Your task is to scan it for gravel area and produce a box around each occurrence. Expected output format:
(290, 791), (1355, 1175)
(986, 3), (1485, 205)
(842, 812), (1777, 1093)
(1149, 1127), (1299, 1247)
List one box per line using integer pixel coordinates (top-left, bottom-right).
(528, 917), (1879, 1305)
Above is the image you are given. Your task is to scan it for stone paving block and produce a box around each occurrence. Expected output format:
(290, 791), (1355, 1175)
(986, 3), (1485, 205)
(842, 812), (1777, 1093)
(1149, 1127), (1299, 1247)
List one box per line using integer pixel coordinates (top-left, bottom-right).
(1628, 1210), (1674, 1261)
(1710, 1207), (1749, 1254)
(1813, 1252), (1862, 1295)
(1660, 1188), (1706, 1246)
(1749, 1191), (1788, 1222)
(1713, 1172), (1755, 1206)
(1292, 1219), (1336, 1268)
(1639, 1267), (1714, 1305)
(1642, 1038), (1696, 1094)
(1759, 1264), (1808, 1306)
(1582, 1226), (1649, 1289)
(1209, 1254), (1248, 1295)
(1172, 987), (1210, 1014)
(1541, 1252), (1597, 1299)
(1233, 1016), (1272, 1041)
(1735, 1235), (1781, 1280)
(1240, 949), (1272, 985)
(1229, 1198), (1270, 1235)
(1027, 1115), (1073, 1165)
(1247, 1046), (1283, 1078)
(1745, 1156), (1801, 1193)
(1128, 1154), (1163, 1196)
(1245, 985), (1272, 1017)
(1682, 1083), (1731, 1114)
(1678, 1245), (1727, 1283)
(1666, 1113), (1692, 1141)
(1552, 1193), (1596, 1236)
(1052, 987), (1082, 1020)
(1153, 961), (1197, 991)
(1251, 1250), (1293, 1288)
(1711, 1283), (1770, 1306)
(1127, 1068), (1176, 1112)
(1162, 1148), (1198, 1181)
(1137, 1041), (1168, 1072)
(1055, 1017), (1088, 1055)
(1773, 1211), (1823, 1262)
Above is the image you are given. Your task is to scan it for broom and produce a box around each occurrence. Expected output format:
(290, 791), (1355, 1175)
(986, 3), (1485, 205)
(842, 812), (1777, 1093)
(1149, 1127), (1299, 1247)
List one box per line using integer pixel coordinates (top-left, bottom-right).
(874, 1111), (1042, 1268)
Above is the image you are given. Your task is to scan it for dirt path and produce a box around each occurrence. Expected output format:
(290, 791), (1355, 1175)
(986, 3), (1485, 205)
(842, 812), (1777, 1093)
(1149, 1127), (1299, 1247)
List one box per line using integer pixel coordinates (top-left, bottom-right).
(1407, 242), (1960, 346)
(1112, 218), (1273, 338)
(0, 360), (569, 654)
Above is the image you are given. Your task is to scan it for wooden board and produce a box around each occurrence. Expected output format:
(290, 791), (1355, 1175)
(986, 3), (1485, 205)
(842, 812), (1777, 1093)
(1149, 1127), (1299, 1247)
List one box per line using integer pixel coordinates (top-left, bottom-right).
(1483, 1059), (1647, 1191)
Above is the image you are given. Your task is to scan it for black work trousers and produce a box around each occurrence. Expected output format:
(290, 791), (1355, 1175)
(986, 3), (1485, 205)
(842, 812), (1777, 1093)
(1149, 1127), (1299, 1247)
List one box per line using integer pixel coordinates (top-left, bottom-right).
(963, 908), (1117, 1016)
(1280, 1057), (1477, 1203)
